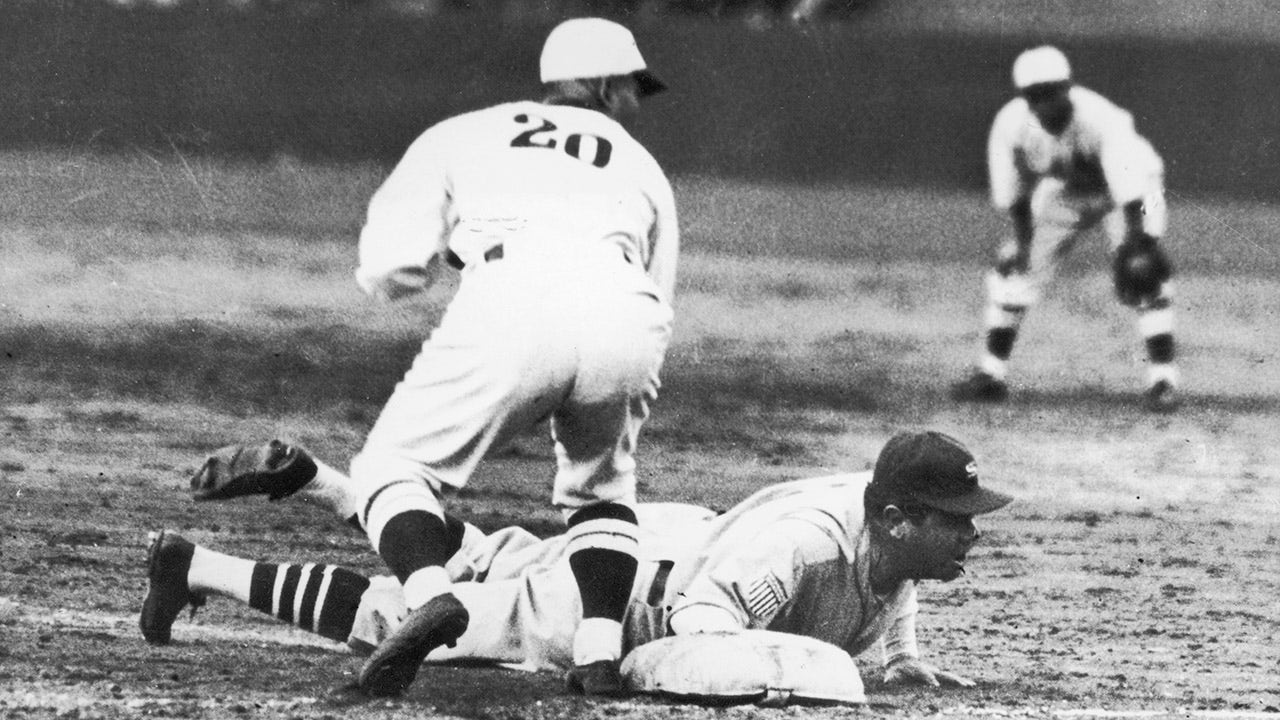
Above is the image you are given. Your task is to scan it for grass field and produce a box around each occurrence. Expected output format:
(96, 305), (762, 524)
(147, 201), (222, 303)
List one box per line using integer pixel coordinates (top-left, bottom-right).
(1, 150), (1278, 719)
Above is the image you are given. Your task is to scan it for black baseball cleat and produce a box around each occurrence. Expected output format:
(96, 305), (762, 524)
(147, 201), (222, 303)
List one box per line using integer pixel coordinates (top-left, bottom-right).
(950, 370), (1009, 403)
(190, 439), (317, 501)
(358, 592), (470, 697)
(139, 530), (206, 645)
(565, 659), (630, 697)
(1144, 379), (1179, 413)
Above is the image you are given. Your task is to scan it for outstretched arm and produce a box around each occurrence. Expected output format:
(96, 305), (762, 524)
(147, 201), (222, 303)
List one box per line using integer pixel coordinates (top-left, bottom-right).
(878, 587), (974, 688)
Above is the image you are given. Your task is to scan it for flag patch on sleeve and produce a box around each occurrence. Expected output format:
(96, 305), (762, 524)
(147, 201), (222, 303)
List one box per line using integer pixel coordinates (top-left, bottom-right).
(745, 572), (786, 619)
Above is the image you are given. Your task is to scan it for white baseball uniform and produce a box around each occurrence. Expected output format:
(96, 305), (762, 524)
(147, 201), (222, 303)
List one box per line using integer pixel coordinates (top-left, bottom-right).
(987, 84), (1167, 301)
(350, 473), (922, 673)
(350, 99), (678, 514)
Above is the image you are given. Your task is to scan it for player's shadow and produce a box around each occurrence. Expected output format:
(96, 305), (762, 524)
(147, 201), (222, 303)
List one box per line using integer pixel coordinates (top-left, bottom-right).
(985, 386), (1280, 416)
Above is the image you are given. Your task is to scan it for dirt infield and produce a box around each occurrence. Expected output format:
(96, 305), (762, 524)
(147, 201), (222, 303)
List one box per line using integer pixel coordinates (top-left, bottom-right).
(2, 155), (1278, 719)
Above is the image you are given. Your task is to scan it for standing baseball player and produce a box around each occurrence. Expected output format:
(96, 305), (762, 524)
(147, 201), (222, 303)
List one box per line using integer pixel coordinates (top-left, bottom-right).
(344, 17), (677, 697)
(950, 45), (1180, 412)
(149, 430), (1013, 694)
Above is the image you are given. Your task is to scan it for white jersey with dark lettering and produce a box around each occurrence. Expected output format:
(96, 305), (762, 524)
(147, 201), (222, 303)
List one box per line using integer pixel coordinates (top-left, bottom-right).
(348, 99), (678, 512)
(357, 99), (678, 304)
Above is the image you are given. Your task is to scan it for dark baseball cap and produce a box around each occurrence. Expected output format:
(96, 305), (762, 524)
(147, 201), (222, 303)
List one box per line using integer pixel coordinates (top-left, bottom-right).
(871, 431), (1013, 515)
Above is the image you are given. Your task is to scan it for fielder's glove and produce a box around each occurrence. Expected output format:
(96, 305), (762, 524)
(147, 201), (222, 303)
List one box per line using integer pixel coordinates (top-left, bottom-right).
(189, 440), (316, 502)
(883, 657), (976, 688)
(1112, 234), (1173, 307)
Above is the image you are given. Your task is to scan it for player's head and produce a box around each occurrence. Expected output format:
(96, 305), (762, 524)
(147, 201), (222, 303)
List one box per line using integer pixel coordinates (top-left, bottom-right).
(539, 17), (666, 121)
(864, 430), (1013, 581)
(1012, 45), (1073, 135)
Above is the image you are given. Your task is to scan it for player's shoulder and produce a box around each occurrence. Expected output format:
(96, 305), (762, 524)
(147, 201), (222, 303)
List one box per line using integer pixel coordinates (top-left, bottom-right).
(740, 472), (868, 505)
(989, 97), (1032, 137)
(400, 101), (553, 159)
(424, 100), (537, 135)
(1069, 85), (1126, 113)
(790, 471), (872, 494)
(1068, 85), (1136, 133)
(993, 96), (1029, 119)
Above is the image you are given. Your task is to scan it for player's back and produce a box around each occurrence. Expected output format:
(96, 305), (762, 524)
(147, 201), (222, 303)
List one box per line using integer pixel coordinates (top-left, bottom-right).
(429, 100), (671, 266)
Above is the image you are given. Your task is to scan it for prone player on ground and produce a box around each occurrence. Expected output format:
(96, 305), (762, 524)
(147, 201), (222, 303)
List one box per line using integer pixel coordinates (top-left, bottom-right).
(142, 431), (1013, 694)
(950, 45), (1180, 412)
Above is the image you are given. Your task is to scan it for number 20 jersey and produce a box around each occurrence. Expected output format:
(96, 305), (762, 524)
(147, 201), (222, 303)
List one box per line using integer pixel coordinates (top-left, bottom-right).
(357, 99), (679, 303)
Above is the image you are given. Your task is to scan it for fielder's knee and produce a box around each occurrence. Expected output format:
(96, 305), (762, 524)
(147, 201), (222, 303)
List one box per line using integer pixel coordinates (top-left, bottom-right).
(984, 270), (1040, 311)
(565, 503), (640, 556)
(360, 480), (445, 553)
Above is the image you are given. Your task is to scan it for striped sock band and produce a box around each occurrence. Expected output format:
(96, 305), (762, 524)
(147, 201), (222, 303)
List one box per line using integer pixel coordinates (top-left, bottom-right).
(248, 563), (370, 643)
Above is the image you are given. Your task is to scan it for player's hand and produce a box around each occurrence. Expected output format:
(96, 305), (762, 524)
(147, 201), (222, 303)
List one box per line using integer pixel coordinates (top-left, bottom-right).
(883, 658), (975, 688)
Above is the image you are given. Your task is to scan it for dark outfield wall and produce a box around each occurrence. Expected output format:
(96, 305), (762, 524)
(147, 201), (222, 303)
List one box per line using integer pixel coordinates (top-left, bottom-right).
(2, 5), (1277, 200)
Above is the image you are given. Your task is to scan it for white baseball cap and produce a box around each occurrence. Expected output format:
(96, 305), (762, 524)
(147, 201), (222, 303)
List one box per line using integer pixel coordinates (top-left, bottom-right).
(539, 17), (666, 96)
(1012, 45), (1071, 89)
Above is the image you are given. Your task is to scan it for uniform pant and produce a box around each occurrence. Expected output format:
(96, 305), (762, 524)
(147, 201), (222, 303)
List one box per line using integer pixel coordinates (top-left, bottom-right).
(349, 504), (716, 671)
(991, 175), (1168, 308)
(350, 252), (673, 520)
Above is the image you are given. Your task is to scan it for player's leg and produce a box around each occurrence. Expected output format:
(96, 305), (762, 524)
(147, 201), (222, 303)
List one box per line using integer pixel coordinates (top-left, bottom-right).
(350, 293), (572, 696)
(140, 530), (372, 646)
(954, 180), (1085, 401)
(190, 440), (361, 524)
(349, 451), (469, 697)
(554, 290), (672, 695)
(1105, 186), (1179, 411)
(188, 441), (495, 549)
(428, 561), (583, 670)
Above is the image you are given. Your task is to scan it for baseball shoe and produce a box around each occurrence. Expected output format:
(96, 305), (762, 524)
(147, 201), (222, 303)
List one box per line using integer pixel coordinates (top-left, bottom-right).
(358, 592), (469, 697)
(190, 439), (317, 502)
(950, 370), (1009, 403)
(1144, 379), (1179, 413)
(565, 659), (629, 697)
(139, 530), (206, 645)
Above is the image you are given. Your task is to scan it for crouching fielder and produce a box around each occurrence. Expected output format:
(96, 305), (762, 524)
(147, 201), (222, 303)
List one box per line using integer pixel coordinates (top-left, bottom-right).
(145, 431), (1013, 700)
(951, 45), (1179, 412)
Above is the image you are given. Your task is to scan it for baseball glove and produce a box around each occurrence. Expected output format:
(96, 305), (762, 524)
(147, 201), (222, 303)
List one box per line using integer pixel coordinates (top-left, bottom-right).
(189, 440), (316, 501)
(1112, 234), (1173, 307)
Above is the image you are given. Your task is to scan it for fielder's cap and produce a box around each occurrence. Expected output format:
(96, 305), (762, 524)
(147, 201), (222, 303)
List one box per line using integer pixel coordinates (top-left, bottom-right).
(540, 17), (667, 97)
(1012, 45), (1072, 90)
(871, 431), (1013, 515)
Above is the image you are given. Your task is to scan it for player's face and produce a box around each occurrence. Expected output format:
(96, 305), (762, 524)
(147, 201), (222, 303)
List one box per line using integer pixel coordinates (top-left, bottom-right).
(1022, 81), (1073, 135)
(901, 508), (980, 582)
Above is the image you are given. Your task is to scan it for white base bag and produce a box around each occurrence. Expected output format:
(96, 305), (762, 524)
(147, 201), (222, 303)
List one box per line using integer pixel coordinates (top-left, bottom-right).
(620, 630), (866, 707)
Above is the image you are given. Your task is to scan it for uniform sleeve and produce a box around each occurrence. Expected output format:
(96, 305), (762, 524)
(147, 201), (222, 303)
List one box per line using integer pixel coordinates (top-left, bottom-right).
(987, 102), (1030, 212)
(355, 130), (453, 301)
(666, 518), (837, 634)
(1100, 131), (1162, 206)
(879, 582), (921, 666)
(645, 174), (679, 305)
